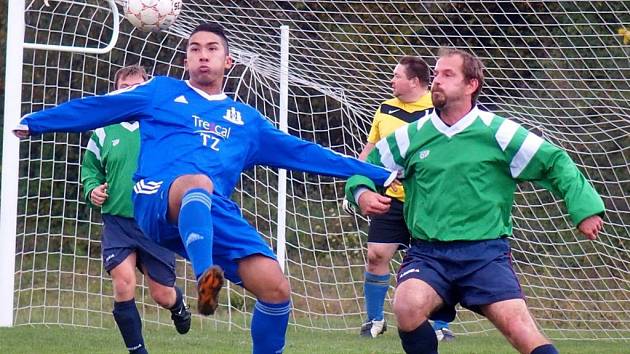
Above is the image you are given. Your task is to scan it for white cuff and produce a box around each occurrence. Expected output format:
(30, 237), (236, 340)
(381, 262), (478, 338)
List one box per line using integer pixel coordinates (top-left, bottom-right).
(14, 122), (28, 131)
(384, 170), (397, 187)
(354, 187), (370, 205)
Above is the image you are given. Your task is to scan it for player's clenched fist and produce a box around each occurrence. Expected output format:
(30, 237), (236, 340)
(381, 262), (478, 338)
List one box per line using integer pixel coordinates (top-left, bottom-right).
(357, 190), (391, 216)
(578, 215), (604, 240)
(90, 182), (109, 206)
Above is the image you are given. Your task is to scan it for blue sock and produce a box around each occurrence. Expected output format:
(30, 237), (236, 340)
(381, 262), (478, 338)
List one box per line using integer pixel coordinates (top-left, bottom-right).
(398, 320), (438, 354)
(113, 299), (148, 354)
(531, 344), (559, 354)
(178, 188), (214, 279)
(251, 300), (291, 354)
(433, 320), (449, 330)
(364, 272), (390, 321)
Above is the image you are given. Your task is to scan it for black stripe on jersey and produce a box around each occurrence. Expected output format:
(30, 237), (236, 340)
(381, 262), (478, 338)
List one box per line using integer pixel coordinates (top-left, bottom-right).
(379, 104), (434, 123)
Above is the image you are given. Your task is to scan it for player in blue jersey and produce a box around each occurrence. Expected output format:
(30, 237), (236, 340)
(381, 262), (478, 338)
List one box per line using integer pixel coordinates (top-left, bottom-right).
(14, 23), (396, 354)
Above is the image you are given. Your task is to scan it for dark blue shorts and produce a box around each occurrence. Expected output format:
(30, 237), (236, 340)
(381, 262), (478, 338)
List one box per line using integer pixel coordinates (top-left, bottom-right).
(367, 198), (410, 249)
(101, 214), (176, 287)
(132, 175), (277, 286)
(396, 237), (523, 322)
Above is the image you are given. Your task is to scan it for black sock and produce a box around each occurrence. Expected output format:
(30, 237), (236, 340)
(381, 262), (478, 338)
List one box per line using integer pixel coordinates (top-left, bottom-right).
(531, 344), (559, 354)
(113, 299), (148, 354)
(169, 286), (184, 313)
(398, 320), (438, 354)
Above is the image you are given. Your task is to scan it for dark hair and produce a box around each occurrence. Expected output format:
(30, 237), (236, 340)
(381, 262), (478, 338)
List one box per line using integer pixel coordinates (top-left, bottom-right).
(437, 47), (485, 104)
(398, 56), (430, 87)
(187, 23), (230, 54)
(113, 65), (148, 89)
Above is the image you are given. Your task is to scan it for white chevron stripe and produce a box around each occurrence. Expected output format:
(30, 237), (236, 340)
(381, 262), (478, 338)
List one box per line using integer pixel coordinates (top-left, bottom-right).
(86, 139), (101, 161)
(394, 126), (410, 159)
(510, 133), (544, 178)
(94, 128), (106, 147)
(375, 139), (404, 176)
(134, 180), (163, 194)
(495, 119), (519, 151)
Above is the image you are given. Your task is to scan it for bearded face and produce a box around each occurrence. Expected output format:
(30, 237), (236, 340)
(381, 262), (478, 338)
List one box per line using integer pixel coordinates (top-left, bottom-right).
(431, 55), (471, 110)
(431, 89), (447, 109)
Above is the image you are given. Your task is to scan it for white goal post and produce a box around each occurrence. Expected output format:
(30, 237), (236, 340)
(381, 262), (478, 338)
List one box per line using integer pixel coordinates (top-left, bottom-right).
(2, 0), (629, 341)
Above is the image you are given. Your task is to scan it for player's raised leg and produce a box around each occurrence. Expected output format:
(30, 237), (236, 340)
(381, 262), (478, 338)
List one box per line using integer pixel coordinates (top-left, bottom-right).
(482, 299), (557, 354)
(238, 255), (291, 354)
(168, 174), (224, 315)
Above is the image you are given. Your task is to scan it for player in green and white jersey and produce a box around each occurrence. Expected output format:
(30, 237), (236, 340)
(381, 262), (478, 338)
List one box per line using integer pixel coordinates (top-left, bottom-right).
(346, 48), (604, 354)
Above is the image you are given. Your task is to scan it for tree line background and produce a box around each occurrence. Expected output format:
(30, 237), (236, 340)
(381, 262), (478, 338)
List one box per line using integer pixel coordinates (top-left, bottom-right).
(1, 1), (628, 335)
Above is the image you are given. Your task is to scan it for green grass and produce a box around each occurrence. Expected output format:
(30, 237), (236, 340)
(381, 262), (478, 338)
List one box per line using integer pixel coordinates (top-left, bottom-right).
(0, 325), (628, 354)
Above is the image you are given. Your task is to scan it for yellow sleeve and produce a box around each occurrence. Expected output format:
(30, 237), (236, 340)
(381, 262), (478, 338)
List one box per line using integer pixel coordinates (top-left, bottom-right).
(366, 107), (381, 144)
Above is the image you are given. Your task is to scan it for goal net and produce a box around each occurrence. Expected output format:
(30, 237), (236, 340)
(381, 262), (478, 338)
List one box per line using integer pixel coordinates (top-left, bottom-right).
(4, 0), (628, 340)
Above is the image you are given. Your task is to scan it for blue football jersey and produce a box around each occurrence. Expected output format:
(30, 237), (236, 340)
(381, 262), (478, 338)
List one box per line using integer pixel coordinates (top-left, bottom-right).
(20, 76), (395, 197)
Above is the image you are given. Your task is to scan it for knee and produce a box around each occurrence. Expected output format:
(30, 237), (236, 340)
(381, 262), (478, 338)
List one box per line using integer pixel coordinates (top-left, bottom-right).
(180, 174), (213, 194)
(150, 286), (176, 308)
(503, 314), (542, 343)
(367, 248), (389, 267)
(393, 296), (426, 331)
(112, 275), (135, 300)
(263, 277), (291, 303)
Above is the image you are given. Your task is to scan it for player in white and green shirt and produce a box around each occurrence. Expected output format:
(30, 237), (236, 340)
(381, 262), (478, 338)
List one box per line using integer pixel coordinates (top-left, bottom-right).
(346, 48), (604, 354)
(81, 66), (190, 354)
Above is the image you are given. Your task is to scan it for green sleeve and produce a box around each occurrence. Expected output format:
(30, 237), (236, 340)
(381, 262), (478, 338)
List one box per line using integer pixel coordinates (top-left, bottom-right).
(344, 123), (411, 207)
(344, 175), (378, 208)
(80, 133), (106, 208)
(516, 137), (605, 226)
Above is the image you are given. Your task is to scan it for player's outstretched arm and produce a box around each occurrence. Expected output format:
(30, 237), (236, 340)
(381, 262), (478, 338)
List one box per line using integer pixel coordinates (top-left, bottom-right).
(250, 117), (396, 187)
(505, 122), (605, 228)
(15, 78), (156, 137)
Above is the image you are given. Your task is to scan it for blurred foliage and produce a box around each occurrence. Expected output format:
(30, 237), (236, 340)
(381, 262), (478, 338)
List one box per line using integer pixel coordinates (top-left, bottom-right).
(5, 1), (629, 332)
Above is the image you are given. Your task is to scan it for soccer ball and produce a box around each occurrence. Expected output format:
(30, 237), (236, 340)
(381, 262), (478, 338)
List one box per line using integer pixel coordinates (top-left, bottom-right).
(124, 0), (182, 32)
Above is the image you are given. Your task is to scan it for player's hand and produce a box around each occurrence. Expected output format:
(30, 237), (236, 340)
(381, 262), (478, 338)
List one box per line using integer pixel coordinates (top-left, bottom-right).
(341, 198), (355, 215)
(578, 215), (603, 240)
(13, 128), (30, 139)
(388, 179), (402, 193)
(357, 191), (391, 216)
(90, 183), (108, 206)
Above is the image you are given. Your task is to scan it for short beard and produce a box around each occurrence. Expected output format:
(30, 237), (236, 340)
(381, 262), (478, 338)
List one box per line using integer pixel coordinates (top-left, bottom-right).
(432, 91), (446, 109)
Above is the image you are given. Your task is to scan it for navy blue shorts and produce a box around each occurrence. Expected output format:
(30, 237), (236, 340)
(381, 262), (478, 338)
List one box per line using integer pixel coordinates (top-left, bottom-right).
(132, 175), (277, 286)
(367, 198), (410, 249)
(101, 214), (176, 287)
(396, 237), (523, 322)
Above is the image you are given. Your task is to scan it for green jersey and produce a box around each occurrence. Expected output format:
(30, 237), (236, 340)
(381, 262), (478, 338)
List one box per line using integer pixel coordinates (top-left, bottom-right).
(346, 107), (604, 242)
(81, 122), (140, 217)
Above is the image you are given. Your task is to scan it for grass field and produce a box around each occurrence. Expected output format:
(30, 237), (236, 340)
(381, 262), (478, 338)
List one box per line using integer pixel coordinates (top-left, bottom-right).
(0, 324), (628, 354)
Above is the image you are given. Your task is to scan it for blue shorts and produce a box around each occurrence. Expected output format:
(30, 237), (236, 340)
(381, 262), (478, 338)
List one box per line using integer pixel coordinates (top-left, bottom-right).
(101, 214), (176, 287)
(132, 176), (277, 286)
(396, 238), (523, 322)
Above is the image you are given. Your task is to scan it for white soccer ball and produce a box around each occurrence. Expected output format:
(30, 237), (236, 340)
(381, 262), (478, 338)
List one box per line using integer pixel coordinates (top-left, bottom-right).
(124, 0), (182, 32)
